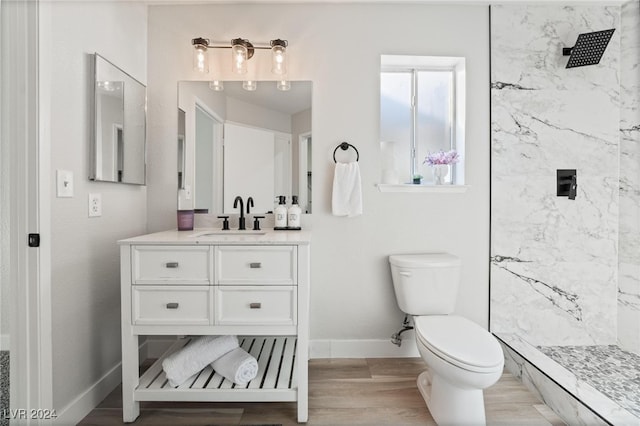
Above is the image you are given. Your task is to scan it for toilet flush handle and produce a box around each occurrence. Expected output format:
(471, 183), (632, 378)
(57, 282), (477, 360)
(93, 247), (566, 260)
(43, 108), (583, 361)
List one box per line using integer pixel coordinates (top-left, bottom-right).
(399, 271), (412, 277)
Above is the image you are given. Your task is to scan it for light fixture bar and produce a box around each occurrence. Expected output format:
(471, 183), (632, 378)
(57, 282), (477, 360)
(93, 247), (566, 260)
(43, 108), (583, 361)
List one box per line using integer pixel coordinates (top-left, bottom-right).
(191, 36), (289, 76)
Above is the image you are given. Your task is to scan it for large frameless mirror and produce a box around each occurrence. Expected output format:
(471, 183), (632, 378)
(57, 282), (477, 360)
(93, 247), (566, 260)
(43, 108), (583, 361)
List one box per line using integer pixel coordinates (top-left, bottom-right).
(177, 81), (312, 215)
(91, 53), (146, 185)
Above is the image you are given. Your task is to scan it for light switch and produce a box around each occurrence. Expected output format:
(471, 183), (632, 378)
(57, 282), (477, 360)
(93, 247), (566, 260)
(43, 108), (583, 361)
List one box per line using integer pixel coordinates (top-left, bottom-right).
(56, 170), (74, 198)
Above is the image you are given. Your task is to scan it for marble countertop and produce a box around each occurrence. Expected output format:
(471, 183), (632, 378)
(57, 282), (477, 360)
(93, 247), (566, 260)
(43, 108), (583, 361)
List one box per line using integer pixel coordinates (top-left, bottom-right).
(118, 228), (311, 245)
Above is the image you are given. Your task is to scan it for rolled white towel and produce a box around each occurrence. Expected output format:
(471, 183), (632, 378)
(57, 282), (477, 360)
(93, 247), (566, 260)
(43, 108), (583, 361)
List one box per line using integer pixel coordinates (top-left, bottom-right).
(162, 335), (239, 387)
(211, 347), (258, 386)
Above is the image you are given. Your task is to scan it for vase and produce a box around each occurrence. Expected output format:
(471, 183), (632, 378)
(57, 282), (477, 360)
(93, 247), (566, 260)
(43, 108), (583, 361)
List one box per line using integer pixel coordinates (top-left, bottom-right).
(431, 164), (449, 185)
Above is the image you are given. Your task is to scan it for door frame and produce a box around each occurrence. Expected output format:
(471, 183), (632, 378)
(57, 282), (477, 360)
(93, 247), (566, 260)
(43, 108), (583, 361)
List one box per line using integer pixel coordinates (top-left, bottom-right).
(298, 132), (312, 214)
(2, 0), (53, 420)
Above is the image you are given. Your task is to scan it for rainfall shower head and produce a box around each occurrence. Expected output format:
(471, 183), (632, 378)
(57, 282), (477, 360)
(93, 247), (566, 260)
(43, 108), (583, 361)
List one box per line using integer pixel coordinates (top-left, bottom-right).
(563, 28), (615, 69)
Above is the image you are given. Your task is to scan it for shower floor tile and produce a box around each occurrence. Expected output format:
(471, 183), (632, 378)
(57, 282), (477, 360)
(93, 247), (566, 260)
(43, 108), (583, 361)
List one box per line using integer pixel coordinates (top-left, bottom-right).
(538, 345), (640, 418)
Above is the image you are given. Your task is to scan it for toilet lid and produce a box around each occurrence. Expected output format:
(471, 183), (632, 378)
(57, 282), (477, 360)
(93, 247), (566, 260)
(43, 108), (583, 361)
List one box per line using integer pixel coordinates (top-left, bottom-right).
(389, 253), (461, 268)
(414, 315), (503, 373)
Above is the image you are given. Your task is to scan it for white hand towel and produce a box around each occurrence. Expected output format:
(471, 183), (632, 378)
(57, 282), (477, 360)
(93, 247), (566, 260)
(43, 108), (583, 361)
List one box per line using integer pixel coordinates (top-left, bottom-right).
(332, 161), (362, 217)
(211, 347), (259, 386)
(162, 335), (239, 388)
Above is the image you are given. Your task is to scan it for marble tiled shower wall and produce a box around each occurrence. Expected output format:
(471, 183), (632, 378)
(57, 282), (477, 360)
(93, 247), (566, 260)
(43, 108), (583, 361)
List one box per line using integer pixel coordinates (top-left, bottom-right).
(618, 0), (640, 355)
(490, 5), (622, 347)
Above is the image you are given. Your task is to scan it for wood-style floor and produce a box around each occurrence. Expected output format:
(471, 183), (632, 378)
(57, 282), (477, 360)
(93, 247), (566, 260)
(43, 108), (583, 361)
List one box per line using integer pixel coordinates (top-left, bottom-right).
(79, 358), (565, 425)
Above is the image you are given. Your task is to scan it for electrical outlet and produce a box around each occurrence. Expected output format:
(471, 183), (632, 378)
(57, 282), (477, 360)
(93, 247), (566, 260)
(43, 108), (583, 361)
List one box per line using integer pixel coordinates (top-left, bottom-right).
(88, 193), (102, 217)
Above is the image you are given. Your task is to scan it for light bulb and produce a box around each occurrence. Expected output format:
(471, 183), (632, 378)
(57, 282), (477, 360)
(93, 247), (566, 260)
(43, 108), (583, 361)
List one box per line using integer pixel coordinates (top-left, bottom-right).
(192, 38), (209, 73)
(271, 45), (287, 75)
(209, 81), (224, 91)
(232, 42), (248, 74)
(270, 39), (288, 75)
(243, 80), (257, 91)
(277, 80), (291, 91)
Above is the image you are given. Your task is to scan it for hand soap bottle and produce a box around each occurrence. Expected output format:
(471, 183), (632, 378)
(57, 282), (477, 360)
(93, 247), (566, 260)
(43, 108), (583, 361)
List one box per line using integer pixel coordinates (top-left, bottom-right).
(287, 195), (302, 230)
(274, 196), (288, 230)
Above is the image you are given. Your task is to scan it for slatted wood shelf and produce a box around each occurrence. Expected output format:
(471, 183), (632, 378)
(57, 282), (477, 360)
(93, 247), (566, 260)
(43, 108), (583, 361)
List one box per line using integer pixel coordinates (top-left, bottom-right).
(135, 336), (298, 402)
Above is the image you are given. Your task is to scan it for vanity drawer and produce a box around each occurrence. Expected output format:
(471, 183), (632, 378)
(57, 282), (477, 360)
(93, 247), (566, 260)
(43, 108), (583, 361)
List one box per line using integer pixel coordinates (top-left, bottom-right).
(216, 245), (297, 285)
(215, 286), (297, 325)
(132, 245), (212, 285)
(132, 286), (212, 325)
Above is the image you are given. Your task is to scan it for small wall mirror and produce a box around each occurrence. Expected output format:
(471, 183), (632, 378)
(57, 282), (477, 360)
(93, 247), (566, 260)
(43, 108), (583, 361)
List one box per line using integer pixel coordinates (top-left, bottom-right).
(177, 81), (312, 215)
(91, 53), (146, 185)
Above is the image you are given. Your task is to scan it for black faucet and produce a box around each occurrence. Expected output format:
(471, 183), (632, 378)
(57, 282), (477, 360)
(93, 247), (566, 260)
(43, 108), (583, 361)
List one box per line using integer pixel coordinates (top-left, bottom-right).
(247, 197), (254, 214)
(233, 196), (246, 230)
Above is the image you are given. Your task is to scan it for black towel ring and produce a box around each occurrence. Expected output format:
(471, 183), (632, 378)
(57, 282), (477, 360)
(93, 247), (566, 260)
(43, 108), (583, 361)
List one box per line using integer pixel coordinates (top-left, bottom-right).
(333, 142), (360, 163)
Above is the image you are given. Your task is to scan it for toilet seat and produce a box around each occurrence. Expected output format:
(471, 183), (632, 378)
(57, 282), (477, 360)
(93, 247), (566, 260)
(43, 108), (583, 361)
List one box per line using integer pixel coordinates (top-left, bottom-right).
(414, 315), (503, 374)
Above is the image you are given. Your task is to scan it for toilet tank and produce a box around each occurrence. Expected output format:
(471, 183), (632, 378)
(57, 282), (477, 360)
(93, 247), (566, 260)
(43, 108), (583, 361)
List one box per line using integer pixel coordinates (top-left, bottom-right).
(389, 253), (461, 315)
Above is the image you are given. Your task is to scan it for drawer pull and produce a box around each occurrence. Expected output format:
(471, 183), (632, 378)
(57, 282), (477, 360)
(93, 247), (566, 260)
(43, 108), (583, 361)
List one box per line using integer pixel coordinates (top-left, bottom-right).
(249, 302), (262, 309)
(249, 262), (262, 269)
(165, 262), (179, 268)
(166, 303), (179, 309)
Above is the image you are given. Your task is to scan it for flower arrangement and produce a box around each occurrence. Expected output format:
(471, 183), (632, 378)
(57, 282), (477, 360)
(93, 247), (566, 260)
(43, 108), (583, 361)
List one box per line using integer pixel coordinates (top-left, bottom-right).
(423, 150), (460, 166)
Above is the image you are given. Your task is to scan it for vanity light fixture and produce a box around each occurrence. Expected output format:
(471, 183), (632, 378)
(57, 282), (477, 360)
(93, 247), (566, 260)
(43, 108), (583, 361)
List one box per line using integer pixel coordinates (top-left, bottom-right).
(191, 36), (291, 90)
(192, 37), (210, 73)
(209, 80), (224, 91)
(242, 80), (258, 91)
(270, 39), (288, 75)
(231, 38), (253, 74)
(277, 79), (291, 91)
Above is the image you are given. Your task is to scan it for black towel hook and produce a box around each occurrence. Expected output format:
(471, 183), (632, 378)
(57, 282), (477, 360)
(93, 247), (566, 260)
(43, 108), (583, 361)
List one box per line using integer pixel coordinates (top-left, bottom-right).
(333, 142), (359, 163)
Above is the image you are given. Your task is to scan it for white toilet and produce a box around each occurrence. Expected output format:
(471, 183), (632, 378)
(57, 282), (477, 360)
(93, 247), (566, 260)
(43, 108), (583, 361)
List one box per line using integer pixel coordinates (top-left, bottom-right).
(389, 253), (504, 426)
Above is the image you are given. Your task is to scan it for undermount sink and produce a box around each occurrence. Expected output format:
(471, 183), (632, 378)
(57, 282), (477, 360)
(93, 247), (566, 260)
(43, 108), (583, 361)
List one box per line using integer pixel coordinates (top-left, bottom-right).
(189, 230), (267, 237)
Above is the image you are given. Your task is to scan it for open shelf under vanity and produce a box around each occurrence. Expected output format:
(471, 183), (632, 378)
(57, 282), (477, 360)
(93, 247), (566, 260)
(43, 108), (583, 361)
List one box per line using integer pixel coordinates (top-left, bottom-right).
(137, 336), (299, 402)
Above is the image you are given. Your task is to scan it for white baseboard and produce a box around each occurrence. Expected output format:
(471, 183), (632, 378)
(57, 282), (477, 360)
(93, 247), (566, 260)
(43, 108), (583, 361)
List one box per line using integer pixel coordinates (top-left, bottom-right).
(54, 340), (148, 426)
(310, 338), (419, 358)
(0, 334), (9, 351)
(54, 362), (122, 426)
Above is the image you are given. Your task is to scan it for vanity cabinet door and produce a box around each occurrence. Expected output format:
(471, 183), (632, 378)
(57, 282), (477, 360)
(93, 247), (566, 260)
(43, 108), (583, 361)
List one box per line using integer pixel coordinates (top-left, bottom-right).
(132, 245), (212, 285)
(215, 286), (297, 325)
(216, 246), (297, 285)
(132, 285), (213, 325)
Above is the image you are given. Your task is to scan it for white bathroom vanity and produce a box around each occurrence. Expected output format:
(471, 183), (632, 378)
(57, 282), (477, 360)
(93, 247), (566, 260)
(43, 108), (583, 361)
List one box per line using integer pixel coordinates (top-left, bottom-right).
(118, 229), (311, 423)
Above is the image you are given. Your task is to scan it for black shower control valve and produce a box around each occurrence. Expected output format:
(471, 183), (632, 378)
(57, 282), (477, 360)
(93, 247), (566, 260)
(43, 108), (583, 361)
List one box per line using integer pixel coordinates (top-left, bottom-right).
(253, 216), (265, 231)
(217, 215), (230, 230)
(557, 169), (577, 199)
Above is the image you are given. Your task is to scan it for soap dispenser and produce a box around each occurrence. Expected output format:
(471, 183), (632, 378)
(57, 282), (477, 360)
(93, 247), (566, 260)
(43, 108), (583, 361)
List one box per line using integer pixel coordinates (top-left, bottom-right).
(274, 195), (288, 230)
(287, 195), (302, 230)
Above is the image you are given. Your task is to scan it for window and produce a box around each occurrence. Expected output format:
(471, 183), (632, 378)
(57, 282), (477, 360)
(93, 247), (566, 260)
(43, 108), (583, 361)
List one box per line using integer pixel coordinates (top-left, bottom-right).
(380, 55), (465, 186)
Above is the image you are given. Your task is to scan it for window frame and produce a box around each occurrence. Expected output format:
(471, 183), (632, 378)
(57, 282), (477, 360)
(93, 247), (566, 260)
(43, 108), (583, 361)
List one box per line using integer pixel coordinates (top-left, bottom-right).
(380, 55), (466, 187)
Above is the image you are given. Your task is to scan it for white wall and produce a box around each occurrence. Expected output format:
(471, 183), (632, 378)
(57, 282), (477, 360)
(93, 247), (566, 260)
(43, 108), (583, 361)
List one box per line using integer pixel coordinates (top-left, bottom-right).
(0, 0), (8, 345)
(227, 97), (291, 134)
(147, 3), (490, 350)
(48, 0), (147, 412)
